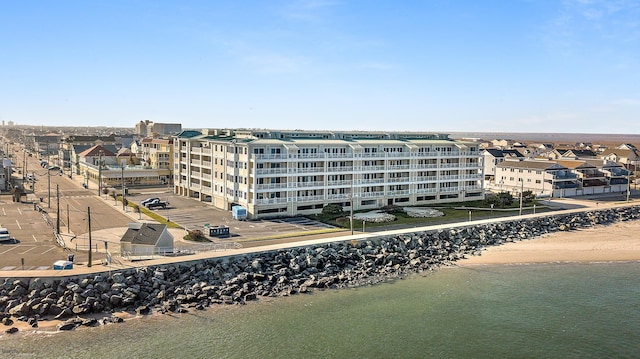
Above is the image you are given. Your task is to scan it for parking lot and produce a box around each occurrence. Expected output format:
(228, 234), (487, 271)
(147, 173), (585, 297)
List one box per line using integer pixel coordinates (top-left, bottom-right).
(0, 195), (71, 270)
(126, 190), (338, 241)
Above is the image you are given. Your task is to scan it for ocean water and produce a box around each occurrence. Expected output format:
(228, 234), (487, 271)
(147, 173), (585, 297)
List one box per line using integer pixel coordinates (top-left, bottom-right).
(2, 262), (639, 358)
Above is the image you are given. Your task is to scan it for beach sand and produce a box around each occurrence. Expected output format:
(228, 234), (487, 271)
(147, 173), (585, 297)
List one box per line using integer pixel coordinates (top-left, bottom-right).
(457, 220), (640, 266)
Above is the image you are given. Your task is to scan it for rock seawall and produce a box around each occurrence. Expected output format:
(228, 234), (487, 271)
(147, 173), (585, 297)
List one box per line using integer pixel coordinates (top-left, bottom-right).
(2, 206), (640, 332)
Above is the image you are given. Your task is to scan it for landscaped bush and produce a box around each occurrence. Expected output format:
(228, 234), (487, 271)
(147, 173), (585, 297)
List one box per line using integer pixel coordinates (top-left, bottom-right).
(322, 203), (344, 215)
(184, 229), (209, 242)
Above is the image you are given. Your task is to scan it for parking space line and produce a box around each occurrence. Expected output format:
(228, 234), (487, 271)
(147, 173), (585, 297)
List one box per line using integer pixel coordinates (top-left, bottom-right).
(0, 266), (16, 270)
(41, 247), (57, 254)
(1, 246), (18, 254)
(18, 246), (37, 254)
(17, 208), (22, 215)
(16, 219), (22, 230)
(2, 208), (5, 216)
(32, 235), (38, 242)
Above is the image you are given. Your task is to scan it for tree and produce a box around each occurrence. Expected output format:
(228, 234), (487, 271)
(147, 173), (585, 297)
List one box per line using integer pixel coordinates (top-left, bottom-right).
(322, 203), (344, 215)
(522, 190), (536, 204)
(484, 191), (514, 208)
(11, 186), (25, 203)
(131, 203), (141, 219)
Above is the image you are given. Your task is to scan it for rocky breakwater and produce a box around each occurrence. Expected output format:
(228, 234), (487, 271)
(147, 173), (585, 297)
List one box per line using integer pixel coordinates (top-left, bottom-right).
(2, 206), (639, 334)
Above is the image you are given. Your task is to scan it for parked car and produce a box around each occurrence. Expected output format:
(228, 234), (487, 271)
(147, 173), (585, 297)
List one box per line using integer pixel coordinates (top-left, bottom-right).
(0, 227), (15, 243)
(147, 201), (168, 210)
(47, 165), (61, 171)
(141, 197), (160, 207)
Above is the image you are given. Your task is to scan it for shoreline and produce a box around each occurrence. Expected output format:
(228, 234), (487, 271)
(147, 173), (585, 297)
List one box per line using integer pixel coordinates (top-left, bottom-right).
(455, 220), (640, 266)
(4, 210), (640, 338)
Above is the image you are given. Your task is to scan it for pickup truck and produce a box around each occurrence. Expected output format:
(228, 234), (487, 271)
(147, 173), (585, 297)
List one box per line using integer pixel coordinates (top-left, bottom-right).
(147, 201), (168, 210)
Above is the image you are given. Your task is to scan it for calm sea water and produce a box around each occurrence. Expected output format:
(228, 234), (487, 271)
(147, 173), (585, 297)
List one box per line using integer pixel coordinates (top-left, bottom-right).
(2, 262), (639, 358)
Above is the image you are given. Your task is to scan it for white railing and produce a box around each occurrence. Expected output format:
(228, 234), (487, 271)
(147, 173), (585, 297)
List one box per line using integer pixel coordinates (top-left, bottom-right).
(327, 193), (351, 200)
(256, 168), (288, 175)
(255, 197), (287, 205)
(415, 176), (438, 182)
(360, 191), (385, 198)
(358, 178), (385, 184)
(415, 188), (438, 194)
(388, 165), (411, 170)
(289, 181), (325, 188)
(387, 190), (411, 196)
(289, 195), (325, 202)
(327, 180), (352, 186)
(387, 177), (411, 183)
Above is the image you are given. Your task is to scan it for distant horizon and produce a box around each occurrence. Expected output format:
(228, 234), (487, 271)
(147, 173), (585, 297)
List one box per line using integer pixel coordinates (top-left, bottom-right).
(2, 1), (639, 134)
(4, 122), (640, 137)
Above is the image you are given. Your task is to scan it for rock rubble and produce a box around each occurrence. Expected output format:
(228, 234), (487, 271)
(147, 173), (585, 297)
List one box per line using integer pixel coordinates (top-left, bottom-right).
(1, 206), (639, 333)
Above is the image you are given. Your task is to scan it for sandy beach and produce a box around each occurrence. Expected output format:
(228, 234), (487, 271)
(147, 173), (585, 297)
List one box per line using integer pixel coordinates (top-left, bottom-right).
(457, 219), (640, 266)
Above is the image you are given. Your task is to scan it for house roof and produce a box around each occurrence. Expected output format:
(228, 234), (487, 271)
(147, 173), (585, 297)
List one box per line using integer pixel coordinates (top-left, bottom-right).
(484, 149), (524, 158)
(77, 144), (117, 157)
(120, 223), (168, 245)
(497, 160), (567, 171)
(176, 130), (202, 138)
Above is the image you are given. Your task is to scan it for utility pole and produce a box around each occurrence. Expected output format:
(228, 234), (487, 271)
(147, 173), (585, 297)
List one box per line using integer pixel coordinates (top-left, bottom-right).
(47, 168), (51, 208)
(627, 167), (631, 202)
(350, 177), (354, 235)
(98, 150), (103, 196)
(122, 165), (126, 211)
(87, 207), (92, 267)
(56, 185), (60, 234)
(67, 203), (70, 233)
(519, 179), (524, 216)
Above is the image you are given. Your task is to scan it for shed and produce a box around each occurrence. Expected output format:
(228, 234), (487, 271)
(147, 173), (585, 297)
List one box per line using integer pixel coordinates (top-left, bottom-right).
(120, 223), (174, 256)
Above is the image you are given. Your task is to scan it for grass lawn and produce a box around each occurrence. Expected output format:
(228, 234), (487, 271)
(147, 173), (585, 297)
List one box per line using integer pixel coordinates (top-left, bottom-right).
(311, 200), (552, 231)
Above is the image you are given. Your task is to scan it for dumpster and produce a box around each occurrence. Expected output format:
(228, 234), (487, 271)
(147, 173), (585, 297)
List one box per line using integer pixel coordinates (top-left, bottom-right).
(209, 225), (230, 238)
(231, 206), (247, 220)
(53, 260), (73, 270)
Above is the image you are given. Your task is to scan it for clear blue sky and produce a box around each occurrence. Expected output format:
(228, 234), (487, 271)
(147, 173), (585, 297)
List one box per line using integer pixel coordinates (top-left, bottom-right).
(1, 0), (639, 134)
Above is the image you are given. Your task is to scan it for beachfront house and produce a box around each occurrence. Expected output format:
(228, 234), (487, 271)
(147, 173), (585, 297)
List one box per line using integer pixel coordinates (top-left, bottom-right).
(120, 223), (174, 257)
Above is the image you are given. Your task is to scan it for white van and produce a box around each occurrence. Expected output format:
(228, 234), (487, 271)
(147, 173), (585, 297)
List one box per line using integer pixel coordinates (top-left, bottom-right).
(0, 227), (13, 243)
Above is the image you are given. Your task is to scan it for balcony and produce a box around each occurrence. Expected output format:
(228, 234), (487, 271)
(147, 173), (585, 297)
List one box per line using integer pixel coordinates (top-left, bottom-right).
(289, 195), (325, 202)
(255, 197), (287, 205)
(387, 177), (411, 183)
(256, 168), (288, 175)
(415, 188), (437, 194)
(327, 193), (351, 200)
(327, 180), (352, 187)
(290, 180), (325, 188)
(358, 178), (385, 184)
(415, 176), (438, 182)
(387, 190), (411, 196)
(360, 191), (385, 198)
(388, 165), (411, 170)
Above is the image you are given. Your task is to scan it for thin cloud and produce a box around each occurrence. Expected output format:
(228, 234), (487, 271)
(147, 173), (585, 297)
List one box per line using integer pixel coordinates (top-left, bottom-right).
(281, 0), (341, 22)
(243, 52), (308, 74)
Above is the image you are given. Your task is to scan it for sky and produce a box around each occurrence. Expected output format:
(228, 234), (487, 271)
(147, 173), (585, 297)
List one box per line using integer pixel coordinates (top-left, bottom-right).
(1, 0), (639, 134)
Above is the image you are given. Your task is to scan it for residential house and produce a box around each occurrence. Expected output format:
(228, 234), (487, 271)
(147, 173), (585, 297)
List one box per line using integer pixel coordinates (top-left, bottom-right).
(120, 223), (174, 257)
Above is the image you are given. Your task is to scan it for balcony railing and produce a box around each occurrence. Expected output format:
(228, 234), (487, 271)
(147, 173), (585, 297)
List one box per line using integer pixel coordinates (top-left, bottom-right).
(289, 195), (325, 202)
(387, 190), (411, 196)
(255, 197), (287, 205)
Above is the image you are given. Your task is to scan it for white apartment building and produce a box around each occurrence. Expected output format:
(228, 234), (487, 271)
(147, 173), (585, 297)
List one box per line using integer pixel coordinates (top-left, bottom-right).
(173, 129), (483, 219)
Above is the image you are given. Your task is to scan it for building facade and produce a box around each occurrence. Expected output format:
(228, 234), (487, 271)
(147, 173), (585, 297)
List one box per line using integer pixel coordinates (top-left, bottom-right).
(495, 159), (630, 198)
(173, 129), (483, 219)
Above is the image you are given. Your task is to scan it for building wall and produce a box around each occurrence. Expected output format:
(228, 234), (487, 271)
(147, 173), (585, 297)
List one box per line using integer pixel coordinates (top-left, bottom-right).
(174, 131), (484, 218)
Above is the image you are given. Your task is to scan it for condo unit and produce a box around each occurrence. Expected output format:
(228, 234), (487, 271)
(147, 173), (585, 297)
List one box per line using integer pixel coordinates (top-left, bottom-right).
(174, 129), (483, 219)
